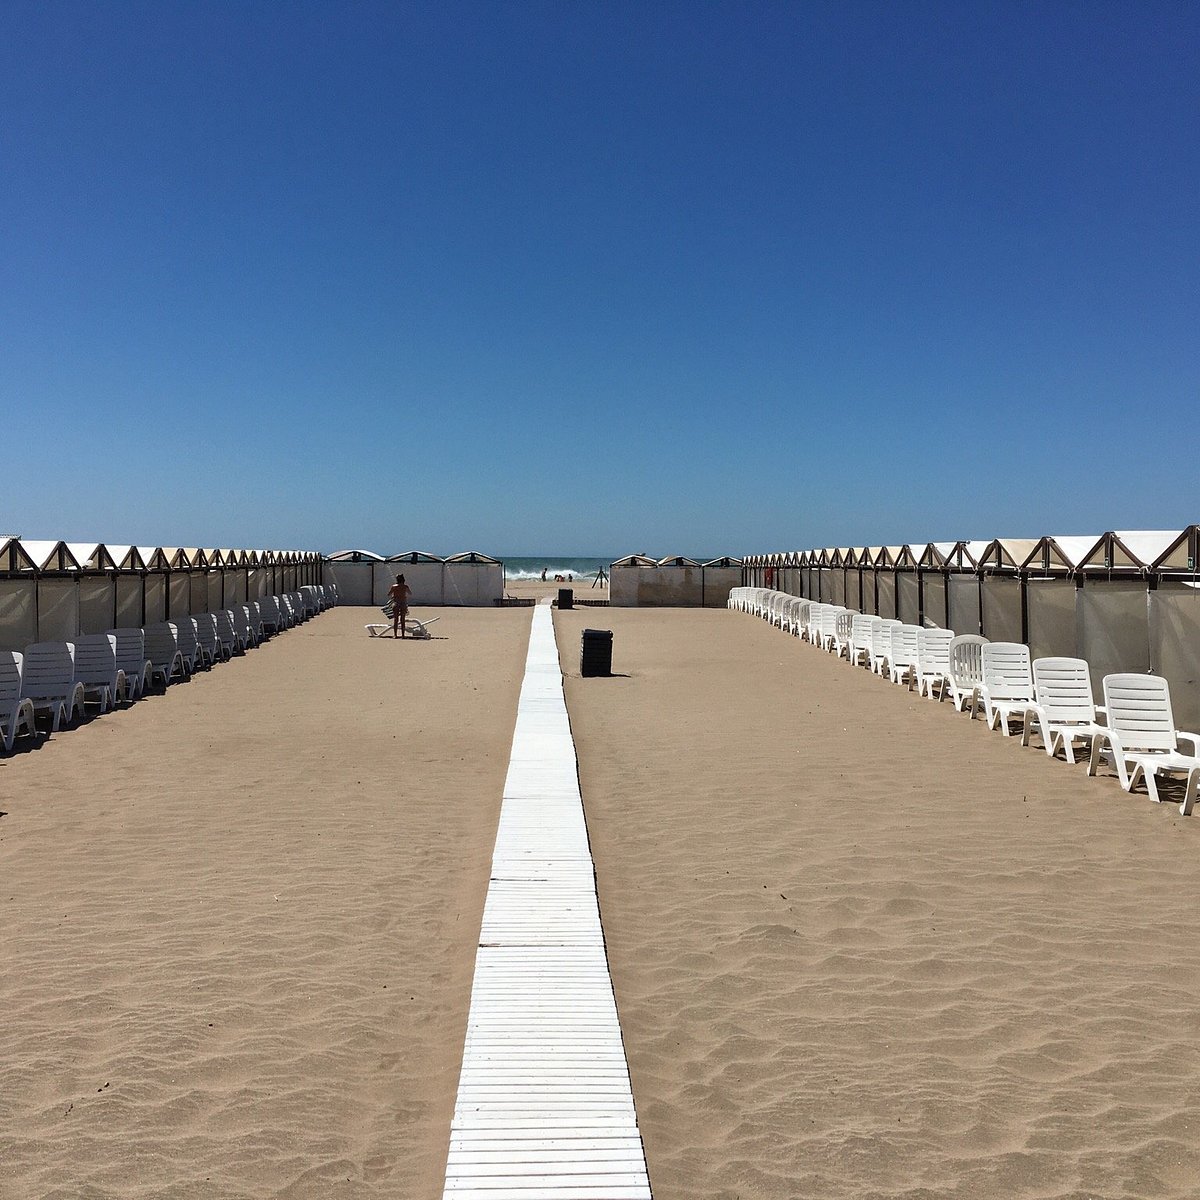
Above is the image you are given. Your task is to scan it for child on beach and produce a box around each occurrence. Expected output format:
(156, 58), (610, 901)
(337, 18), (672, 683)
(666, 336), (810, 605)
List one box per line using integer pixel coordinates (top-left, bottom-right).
(388, 574), (412, 638)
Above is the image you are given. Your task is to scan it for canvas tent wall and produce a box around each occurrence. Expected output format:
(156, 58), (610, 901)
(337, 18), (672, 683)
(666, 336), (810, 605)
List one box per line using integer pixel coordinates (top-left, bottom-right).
(610, 555), (743, 607)
(443, 552), (504, 606)
(378, 553), (446, 606)
(324, 551), (381, 606)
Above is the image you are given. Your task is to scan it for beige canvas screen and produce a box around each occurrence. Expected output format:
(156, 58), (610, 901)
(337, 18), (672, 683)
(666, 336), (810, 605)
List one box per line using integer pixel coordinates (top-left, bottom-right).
(78, 577), (117, 635)
(921, 575), (948, 629)
(897, 574), (919, 624)
(1149, 583), (1200, 731)
(144, 575), (167, 624)
(947, 576), (981, 635)
(1078, 580), (1150, 697)
(115, 576), (144, 628)
(0, 579), (37, 652)
(877, 572), (896, 620)
(981, 577), (1023, 643)
(1026, 579), (1078, 660)
(37, 579), (79, 642)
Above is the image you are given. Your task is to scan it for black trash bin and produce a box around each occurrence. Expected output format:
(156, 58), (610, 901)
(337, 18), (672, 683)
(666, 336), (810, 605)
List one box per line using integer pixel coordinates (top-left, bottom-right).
(580, 628), (613, 677)
(558, 587), (574, 610)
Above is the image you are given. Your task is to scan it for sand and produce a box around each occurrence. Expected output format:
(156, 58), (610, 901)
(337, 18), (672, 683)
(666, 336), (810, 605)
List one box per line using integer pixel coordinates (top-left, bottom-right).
(556, 606), (1200, 1200)
(0, 606), (529, 1199)
(6, 600), (1200, 1199)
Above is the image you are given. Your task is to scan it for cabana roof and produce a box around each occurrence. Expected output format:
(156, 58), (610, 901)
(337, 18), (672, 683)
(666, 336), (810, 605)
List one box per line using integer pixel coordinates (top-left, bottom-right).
(19, 540), (82, 572)
(66, 542), (119, 571)
(328, 549), (385, 562)
(612, 554), (658, 568)
(977, 538), (1039, 572)
(386, 550), (446, 563)
(0, 537), (39, 573)
(657, 555), (700, 567)
(702, 556), (743, 568)
(445, 551), (500, 564)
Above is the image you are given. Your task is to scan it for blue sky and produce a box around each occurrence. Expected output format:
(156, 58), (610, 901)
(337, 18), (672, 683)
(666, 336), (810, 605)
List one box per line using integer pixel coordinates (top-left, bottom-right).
(2, 1), (1197, 556)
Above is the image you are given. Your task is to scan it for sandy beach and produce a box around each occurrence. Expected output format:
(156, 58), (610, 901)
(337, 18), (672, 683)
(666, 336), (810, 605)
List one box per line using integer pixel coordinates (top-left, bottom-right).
(5, 600), (1200, 1198)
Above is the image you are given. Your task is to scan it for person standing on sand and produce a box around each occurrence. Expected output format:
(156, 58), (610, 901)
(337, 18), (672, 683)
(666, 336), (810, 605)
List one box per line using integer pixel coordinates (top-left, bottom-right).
(388, 573), (412, 638)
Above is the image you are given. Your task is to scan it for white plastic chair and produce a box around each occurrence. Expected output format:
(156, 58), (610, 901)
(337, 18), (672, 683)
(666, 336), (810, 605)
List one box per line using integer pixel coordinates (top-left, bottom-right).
(258, 597), (283, 636)
(979, 642), (1035, 735)
(947, 635), (989, 715)
(818, 606), (843, 652)
(847, 614), (880, 668)
(73, 633), (128, 712)
(145, 622), (187, 687)
(0, 651), (37, 752)
(214, 610), (241, 657)
(888, 625), (923, 689)
(869, 619), (902, 675)
(1089, 674), (1200, 814)
(916, 628), (955, 699)
(20, 642), (86, 731)
(236, 604), (262, 648)
(108, 628), (152, 699)
(833, 610), (855, 659)
(1022, 658), (1107, 763)
(805, 603), (827, 644)
(174, 616), (204, 672)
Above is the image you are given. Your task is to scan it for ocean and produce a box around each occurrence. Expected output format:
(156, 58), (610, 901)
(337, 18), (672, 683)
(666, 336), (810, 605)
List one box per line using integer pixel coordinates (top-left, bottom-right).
(501, 556), (617, 583)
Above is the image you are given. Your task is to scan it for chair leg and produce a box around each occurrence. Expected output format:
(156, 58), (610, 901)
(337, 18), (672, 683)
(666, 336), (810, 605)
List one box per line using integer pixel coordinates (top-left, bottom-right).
(1181, 770), (1200, 817)
(1141, 766), (1161, 803)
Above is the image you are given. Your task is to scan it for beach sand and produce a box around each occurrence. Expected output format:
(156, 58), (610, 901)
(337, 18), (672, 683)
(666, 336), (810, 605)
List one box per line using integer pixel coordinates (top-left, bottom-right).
(5, 600), (1200, 1199)
(0, 606), (530, 1199)
(556, 606), (1200, 1200)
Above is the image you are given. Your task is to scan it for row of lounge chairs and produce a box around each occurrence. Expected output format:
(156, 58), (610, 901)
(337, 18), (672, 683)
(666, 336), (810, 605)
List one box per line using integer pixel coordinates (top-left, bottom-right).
(729, 587), (1200, 816)
(0, 584), (337, 754)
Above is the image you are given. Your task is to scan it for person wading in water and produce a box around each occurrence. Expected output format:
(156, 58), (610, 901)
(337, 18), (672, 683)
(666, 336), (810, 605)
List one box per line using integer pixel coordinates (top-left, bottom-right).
(388, 573), (413, 638)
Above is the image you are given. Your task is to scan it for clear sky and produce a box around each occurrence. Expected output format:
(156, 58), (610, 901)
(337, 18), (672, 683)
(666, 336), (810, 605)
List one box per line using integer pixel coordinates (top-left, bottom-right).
(2, 1), (1198, 556)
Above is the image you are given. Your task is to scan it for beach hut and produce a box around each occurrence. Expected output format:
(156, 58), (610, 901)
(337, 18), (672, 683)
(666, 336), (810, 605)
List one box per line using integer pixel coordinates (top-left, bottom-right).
(610, 554), (661, 607)
(977, 538), (1037, 645)
(380, 552), (446, 607)
(325, 549), (382, 605)
(701, 557), (744, 608)
(1018, 534), (1096, 660)
(443, 552), (504, 607)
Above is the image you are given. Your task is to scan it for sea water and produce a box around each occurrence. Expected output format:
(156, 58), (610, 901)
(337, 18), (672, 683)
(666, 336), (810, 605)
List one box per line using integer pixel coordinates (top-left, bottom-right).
(502, 557), (616, 583)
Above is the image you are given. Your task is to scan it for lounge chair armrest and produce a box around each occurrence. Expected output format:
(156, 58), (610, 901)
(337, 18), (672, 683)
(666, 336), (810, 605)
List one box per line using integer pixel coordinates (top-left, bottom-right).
(1094, 705), (1107, 717)
(1175, 731), (1200, 755)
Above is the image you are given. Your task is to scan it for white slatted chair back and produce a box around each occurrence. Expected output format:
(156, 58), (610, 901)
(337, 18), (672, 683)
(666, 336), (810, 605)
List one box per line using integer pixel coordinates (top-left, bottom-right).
(834, 610), (855, 653)
(848, 613), (880, 665)
(175, 616), (202, 667)
(243, 603), (264, 636)
(288, 591), (305, 621)
(192, 613), (220, 663)
(947, 634), (989, 714)
(1032, 657), (1097, 725)
(981, 643), (1034, 702)
(769, 593), (787, 626)
(793, 600), (811, 635)
(214, 610), (239, 654)
(1102, 674), (1178, 753)
(805, 603), (827, 643)
(819, 606), (842, 649)
(870, 619), (901, 672)
(889, 625), (922, 683)
(109, 628), (151, 698)
(1, 649), (37, 752)
(260, 596), (283, 632)
(144, 622), (185, 683)
(73, 633), (122, 708)
(20, 642), (84, 730)
(916, 628), (955, 698)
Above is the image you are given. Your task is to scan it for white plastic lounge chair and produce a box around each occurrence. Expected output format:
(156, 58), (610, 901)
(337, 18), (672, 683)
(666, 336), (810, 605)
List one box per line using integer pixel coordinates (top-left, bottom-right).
(191, 613), (222, 667)
(144, 622), (187, 687)
(300, 586), (320, 617)
(286, 592), (304, 624)
(804, 603), (826, 644)
(258, 597), (283, 636)
(869, 619), (902, 675)
(1023, 657), (1107, 763)
(888, 625), (923, 689)
(833, 610), (855, 659)
(1089, 674), (1200, 814)
(916, 628), (955, 700)
(847, 614), (880, 668)
(979, 642), (1036, 735)
(818, 606), (843, 652)
(214, 610), (240, 657)
(791, 599), (811, 636)
(947, 635), (989, 715)
(174, 616), (203, 672)
(0, 651), (37, 752)
(73, 633), (128, 712)
(20, 642), (86, 731)
(366, 615), (441, 639)
(237, 603), (262, 647)
(108, 628), (153, 699)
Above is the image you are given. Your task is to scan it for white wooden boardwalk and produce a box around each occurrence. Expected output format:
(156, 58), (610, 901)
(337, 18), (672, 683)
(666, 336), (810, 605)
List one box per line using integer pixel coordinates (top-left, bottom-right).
(442, 602), (652, 1200)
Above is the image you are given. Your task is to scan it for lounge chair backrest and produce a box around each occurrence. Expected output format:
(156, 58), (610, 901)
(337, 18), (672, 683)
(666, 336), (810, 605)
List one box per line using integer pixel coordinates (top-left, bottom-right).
(949, 635), (988, 688)
(850, 613), (877, 641)
(1032, 657), (1096, 724)
(890, 624), (922, 667)
(794, 600), (811, 629)
(0, 650), (23, 703)
(175, 616), (200, 657)
(109, 627), (147, 673)
(21, 642), (76, 695)
(835, 610), (855, 642)
(805, 603), (826, 640)
(981, 642), (1034, 702)
(214, 609), (238, 646)
(1102, 674), (1178, 753)
(193, 613), (219, 656)
(144, 622), (181, 667)
(871, 619), (901, 659)
(819, 607), (842, 640)
(241, 603), (262, 633)
(919, 628), (954, 672)
(73, 633), (119, 686)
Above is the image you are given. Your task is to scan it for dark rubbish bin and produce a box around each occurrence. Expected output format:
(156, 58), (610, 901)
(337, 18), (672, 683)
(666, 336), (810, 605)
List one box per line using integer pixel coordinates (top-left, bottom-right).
(558, 588), (574, 610)
(580, 628), (613, 677)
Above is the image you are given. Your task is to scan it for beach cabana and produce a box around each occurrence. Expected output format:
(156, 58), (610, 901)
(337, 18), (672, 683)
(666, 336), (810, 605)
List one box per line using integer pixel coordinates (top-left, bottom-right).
(380, 552), (446, 607)
(325, 549), (383, 605)
(443, 552), (504, 607)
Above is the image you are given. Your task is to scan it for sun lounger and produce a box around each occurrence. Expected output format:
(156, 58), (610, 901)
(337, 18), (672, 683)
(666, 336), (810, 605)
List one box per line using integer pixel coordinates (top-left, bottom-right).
(833, 610), (855, 659)
(979, 642), (1036, 735)
(191, 613), (223, 667)
(174, 616), (204, 672)
(72, 633), (128, 712)
(108, 628), (153, 699)
(1022, 657), (1107, 763)
(20, 642), (86, 731)
(366, 615), (441, 639)
(915, 628), (954, 700)
(0, 651), (37, 752)
(144, 622), (188, 687)
(214, 609), (241, 657)
(847, 614), (879, 668)
(888, 625), (923, 689)
(869, 618), (901, 675)
(947, 635), (988, 715)
(1089, 674), (1200, 814)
